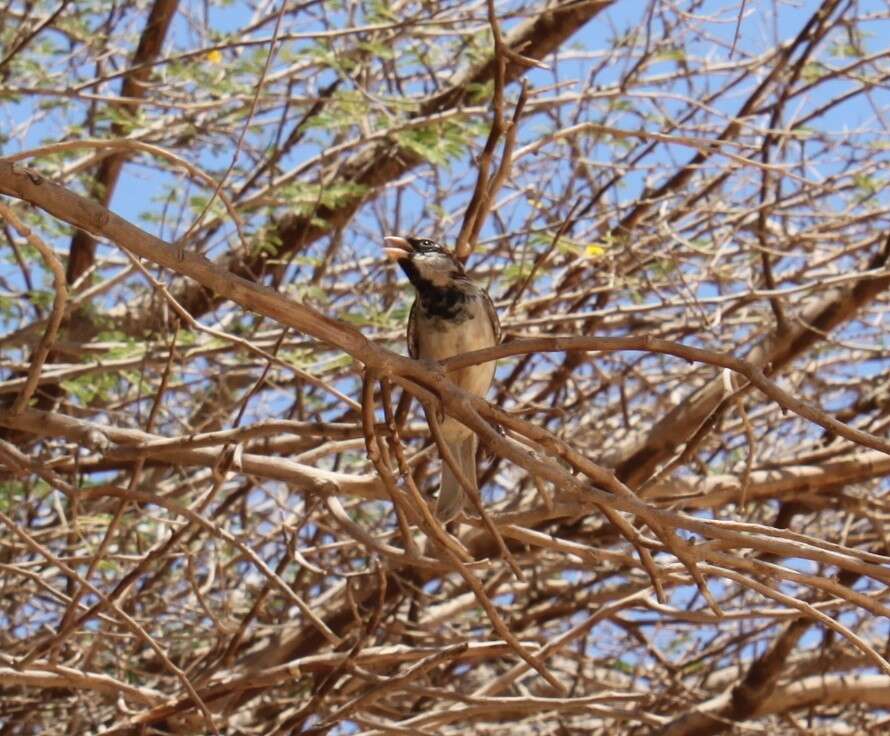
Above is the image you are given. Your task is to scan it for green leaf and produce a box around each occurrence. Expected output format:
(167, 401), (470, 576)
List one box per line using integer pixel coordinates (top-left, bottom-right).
(394, 120), (473, 167)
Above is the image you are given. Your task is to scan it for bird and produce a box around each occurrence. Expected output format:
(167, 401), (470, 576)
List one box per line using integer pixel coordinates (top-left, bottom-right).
(383, 235), (501, 522)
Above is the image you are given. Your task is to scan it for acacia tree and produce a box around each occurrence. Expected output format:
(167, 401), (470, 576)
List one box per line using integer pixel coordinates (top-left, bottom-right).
(1, 0), (889, 733)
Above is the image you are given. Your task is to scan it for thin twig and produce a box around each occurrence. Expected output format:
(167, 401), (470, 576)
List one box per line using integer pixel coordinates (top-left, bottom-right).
(0, 202), (68, 414)
(454, 0), (527, 260)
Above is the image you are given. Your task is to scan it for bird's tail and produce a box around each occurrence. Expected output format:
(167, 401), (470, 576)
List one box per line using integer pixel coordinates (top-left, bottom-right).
(436, 435), (476, 522)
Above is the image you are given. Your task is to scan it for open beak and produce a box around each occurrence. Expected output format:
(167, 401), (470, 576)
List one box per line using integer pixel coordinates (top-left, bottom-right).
(383, 235), (413, 262)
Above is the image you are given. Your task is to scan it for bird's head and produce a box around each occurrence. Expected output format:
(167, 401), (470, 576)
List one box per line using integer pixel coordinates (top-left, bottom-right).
(383, 235), (465, 288)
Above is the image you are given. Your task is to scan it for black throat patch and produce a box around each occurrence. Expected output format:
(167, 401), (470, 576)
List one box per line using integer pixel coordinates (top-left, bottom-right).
(419, 283), (470, 321)
(398, 262), (469, 321)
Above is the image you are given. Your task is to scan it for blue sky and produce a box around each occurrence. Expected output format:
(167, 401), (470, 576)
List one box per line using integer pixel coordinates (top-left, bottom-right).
(6, 0), (890, 253)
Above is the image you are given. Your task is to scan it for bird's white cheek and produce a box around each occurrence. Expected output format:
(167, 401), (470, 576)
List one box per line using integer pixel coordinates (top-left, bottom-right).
(414, 254), (455, 286)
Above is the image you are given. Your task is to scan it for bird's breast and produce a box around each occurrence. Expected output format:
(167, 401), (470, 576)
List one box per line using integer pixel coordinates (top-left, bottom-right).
(414, 292), (498, 398)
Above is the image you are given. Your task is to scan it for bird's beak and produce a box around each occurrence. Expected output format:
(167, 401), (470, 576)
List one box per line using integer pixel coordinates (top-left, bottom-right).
(383, 235), (412, 262)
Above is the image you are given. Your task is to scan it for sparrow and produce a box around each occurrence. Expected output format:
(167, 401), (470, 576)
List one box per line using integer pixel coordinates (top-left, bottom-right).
(383, 236), (501, 522)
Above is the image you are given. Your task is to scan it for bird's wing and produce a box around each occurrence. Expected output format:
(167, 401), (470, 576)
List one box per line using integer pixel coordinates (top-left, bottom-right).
(407, 299), (420, 358)
(482, 290), (501, 344)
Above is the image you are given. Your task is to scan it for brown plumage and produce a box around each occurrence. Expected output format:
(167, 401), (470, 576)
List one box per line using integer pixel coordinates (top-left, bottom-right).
(383, 236), (500, 521)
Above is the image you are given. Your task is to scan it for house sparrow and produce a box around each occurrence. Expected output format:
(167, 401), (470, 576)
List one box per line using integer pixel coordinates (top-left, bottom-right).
(383, 236), (501, 522)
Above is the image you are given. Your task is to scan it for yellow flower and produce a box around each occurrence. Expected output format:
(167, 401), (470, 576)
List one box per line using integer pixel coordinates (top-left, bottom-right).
(206, 49), (223, 64)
